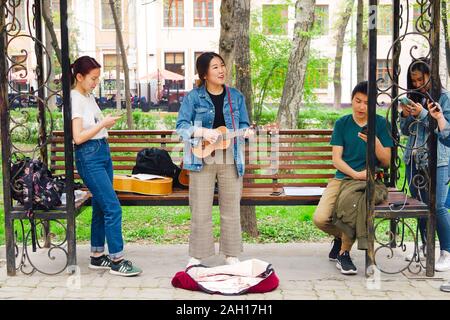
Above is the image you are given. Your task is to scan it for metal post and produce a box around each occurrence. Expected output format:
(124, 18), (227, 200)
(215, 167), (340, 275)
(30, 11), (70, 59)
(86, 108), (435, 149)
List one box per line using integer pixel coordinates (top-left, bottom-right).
(34, 0), (51, 248)
(60, 0), (77, 272)
(389, 0), (401, 248)
(366, 0), (378, 276)
(35, 0), (47, 163)
(0, 2), (16, 276)
(426, 0), (440, 278)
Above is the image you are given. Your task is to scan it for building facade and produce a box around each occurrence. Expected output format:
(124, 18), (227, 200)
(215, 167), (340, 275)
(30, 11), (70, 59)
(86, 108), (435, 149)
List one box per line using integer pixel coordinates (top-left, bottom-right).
(7, 0), (448, 106)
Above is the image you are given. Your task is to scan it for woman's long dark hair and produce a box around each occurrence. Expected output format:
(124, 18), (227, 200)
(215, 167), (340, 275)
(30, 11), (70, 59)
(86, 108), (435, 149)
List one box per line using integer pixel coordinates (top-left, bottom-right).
(71, 56), (101, 87)
(406, 57), (442, 104)
(195, 52), (226, 87)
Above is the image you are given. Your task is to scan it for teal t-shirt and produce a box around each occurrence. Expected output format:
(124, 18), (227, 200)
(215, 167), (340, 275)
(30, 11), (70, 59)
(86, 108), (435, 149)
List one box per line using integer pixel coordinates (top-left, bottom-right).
(330, 114), (394, 179)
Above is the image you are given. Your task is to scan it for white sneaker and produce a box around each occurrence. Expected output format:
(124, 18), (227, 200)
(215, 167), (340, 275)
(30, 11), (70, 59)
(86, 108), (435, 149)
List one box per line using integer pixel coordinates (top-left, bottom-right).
(405, 245), (426, 262)
(440, 281), (450, 292)
(186, 257), (202, 268)
(225, 256), (240, 265)
(435, 250), (450, 272)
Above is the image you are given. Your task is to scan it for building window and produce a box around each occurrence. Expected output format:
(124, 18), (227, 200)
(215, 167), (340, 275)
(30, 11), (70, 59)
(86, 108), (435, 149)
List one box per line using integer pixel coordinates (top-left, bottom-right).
(307, 59), (328, 89)
(313, 5), (329, 36)
(10, 2), (26, 29)
(193, 0), (213, 27)
(165, 52), (185, 89)
(164, 0), (184, 28)
(377, 5), (392, 35)
(103, 54), (123, 93)
(377, 59), (392, 88)
(103, 54), (118, 73)
(102, 0), (122, 30)
(262, 5), (288, 36)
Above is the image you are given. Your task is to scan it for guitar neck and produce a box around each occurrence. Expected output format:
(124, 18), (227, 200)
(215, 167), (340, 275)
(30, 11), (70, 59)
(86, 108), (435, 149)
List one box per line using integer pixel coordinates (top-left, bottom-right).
(223, 128), (247, 140)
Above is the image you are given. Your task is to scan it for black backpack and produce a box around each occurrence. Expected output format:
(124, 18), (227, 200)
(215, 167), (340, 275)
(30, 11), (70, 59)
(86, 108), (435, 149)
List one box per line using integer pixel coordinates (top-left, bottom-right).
(11, 158), (66, 252)
(132, 147), (185, 189)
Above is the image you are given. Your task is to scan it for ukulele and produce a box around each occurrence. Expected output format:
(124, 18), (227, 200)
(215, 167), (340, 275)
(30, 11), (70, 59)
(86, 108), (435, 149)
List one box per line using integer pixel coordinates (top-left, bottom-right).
(113, 174), (173, 195)
(191, 123), (278, 159)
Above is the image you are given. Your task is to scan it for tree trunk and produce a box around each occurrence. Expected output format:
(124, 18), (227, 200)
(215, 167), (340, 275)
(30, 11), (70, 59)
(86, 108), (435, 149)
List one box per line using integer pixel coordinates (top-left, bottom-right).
(233, 0), (257, 237)
(109, 0), (132, 129)
(42, 0), (62, 66)
(333, 0), (354, 109)
(43, 0), (56, 112)
(356, 0), (365, 83)
(116, 34), (121, 110)
(442, 0), (450, 77)
(219, 0), (237, 85)
(277, 0), (316, 129)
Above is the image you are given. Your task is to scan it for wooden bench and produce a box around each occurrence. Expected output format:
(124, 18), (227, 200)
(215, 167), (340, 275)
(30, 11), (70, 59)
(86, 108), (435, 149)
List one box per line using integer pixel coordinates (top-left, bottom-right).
(8, 128), (431, 277)
(49, 129), (426, 213)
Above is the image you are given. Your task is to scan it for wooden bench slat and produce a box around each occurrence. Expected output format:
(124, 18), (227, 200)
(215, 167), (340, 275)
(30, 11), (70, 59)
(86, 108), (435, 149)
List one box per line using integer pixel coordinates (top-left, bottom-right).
(246, 146), (332, 152)
(243, 182), (328, 188)
(48, 130), (429, 219)
(243, 173), (335, 179)
(52, 146), (185, 153)
(53, 130), (334, 136)
(52, 137), (181, 144)
(53, 164), (335, 171)
(245, 164), (334, 170)
(275, 137), (331, 143)
(51, 155), (332, 162)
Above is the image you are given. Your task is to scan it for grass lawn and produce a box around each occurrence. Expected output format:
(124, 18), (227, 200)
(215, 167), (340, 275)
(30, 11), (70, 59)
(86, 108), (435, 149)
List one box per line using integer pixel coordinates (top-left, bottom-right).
(0, 106), (421, 246)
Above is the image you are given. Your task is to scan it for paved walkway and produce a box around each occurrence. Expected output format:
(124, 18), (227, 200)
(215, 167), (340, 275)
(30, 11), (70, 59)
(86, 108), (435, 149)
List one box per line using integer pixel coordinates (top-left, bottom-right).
(1, 243), (450, 300)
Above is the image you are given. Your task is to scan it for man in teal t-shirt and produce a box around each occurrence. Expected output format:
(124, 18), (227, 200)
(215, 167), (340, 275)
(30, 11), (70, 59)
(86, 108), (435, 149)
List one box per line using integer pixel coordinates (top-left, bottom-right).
(313, 81), (393, 275)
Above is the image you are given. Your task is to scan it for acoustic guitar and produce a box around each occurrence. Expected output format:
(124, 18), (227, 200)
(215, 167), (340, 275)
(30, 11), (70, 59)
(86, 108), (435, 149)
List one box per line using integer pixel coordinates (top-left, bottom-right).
(178, 162), (189, 187)
(113, 174), (173, 196)
(191, 123), (278, 159)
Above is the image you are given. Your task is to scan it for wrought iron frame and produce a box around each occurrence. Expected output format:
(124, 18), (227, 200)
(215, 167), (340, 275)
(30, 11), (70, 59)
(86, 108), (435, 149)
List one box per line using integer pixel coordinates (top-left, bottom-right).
(0, 0), (75, 276)
(0, 0), (443, 277)
(367, 0), (440, 277)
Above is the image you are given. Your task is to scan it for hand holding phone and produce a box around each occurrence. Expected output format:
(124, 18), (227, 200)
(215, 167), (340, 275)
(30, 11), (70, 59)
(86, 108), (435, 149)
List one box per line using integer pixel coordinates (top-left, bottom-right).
(360, 125), (368, 135)
(399, 96), (411, 106)
(427, 99), (441, 113)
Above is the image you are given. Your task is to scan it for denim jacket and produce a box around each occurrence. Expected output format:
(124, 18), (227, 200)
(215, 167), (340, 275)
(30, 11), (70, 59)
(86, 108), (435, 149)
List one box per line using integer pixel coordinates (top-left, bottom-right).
(400, 90), (450, 168)
(176, 85), (250, 176)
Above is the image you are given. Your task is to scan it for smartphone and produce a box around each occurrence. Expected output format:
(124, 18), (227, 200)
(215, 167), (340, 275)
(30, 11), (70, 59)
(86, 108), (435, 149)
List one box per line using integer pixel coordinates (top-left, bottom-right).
(360, 125), (368, 135)
(430, 102), (441, 113)
(399, 96), (411, 105)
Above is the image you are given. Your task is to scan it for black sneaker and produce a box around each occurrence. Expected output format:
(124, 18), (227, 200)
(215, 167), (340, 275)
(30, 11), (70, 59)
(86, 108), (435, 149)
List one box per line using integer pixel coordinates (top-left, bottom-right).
(89, 254), (112, 270)
(110, 259), (142, 277)
(336, 251), (358, 275)
(328, 238), (342, 262)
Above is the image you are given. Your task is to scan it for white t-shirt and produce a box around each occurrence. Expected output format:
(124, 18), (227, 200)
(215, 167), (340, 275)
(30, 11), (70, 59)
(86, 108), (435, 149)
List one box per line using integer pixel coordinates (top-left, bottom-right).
(70, 89), (108, 140)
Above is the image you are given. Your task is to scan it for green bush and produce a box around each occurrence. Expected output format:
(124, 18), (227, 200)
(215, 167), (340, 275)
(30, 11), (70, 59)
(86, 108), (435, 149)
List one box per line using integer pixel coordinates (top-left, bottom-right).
(9, 109), (159, 143)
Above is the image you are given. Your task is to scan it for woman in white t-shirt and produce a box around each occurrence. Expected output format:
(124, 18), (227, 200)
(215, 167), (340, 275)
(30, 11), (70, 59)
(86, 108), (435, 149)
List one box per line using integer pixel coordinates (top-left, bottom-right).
(71, 56), (141, 276)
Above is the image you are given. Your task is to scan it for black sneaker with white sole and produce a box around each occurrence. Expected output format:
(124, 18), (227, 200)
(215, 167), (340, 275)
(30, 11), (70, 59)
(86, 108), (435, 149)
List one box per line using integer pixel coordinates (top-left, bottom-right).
(110, 259), (142, 277)
(89, 254), (112, 270)
(329, 238), (342, 262)
(336, 251), (358, 275)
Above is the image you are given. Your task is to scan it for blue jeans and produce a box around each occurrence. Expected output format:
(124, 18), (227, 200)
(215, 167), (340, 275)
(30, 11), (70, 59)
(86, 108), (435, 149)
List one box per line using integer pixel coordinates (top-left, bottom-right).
(445, 185), (450, 209)
(406, 162), (450, 252)
(75, 138), (124, 260)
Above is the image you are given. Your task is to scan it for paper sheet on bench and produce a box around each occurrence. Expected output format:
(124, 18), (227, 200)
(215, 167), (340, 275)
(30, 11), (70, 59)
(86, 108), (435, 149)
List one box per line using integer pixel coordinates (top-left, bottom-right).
(131, 173), (166, 180)
(283, 187), (325, 196)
